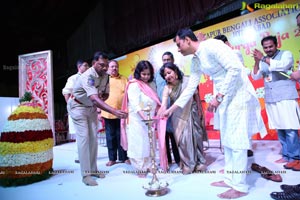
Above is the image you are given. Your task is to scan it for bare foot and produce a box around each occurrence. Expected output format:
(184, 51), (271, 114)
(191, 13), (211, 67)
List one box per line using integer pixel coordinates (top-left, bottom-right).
(219, 169), (224, 174)
(182, 166), (193, 175)
(275, 158), (287, 163)
(211, 180), (231, 188)
(137, 174), (147, 178)
(195, 164), (207, 172)
(217, 188), (248, 199)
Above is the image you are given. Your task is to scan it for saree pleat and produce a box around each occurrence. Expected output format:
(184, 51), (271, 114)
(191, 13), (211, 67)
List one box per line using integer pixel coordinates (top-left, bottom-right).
(170, 77), (207, 173)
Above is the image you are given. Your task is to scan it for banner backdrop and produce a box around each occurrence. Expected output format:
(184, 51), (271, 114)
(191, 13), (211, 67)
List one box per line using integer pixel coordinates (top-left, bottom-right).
(118, 0), (300, 140)
(18, 50), (55, 141)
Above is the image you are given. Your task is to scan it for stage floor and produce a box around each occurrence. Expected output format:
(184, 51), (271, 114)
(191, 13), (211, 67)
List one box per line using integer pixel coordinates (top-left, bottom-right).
(1, 140), (299, 200)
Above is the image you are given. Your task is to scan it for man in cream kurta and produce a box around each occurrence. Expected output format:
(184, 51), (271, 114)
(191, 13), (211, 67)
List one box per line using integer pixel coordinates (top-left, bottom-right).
(163, 28), (266, 199)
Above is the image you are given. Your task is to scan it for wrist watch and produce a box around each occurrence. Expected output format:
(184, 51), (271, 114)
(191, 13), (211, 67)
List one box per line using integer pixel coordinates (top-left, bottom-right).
(216, 95), (223, 103)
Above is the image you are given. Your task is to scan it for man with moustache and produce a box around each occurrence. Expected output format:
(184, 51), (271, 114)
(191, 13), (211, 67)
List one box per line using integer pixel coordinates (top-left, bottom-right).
(252, 35), (300, 170)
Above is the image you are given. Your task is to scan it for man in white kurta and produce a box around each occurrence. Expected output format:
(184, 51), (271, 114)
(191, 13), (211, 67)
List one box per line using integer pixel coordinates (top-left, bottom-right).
(252, 35), (300, 170)
(163, 28), (266, 199)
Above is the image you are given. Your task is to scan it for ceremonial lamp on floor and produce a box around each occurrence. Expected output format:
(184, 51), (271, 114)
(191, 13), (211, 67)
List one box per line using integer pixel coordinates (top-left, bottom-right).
(142, 102), (169, 197)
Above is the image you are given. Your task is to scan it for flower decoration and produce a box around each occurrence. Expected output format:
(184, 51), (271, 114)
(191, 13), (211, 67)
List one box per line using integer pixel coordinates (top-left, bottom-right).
(0, 92), (54, 187)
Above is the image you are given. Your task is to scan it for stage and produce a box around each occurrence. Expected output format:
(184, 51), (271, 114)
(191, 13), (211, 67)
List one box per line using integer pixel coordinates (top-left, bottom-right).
(1, 140), (299, 200)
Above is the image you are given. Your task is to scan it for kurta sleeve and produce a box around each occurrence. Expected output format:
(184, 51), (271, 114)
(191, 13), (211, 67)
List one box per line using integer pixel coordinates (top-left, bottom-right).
(235, 50), (244, 65)
(210, 41), (242, 96)
(127, 82), (143, 113)
(174, 56), (202, 108)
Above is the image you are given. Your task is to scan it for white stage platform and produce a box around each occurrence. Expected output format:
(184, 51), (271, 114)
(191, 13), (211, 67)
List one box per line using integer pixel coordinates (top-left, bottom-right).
(1, 140), (299, 200)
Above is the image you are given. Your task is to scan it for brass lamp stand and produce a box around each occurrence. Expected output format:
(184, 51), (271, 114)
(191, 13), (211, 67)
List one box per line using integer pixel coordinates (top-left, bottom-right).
(142, 103), (169, 197)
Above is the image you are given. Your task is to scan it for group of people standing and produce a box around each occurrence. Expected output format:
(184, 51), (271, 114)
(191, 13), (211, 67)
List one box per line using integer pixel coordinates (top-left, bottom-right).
(62, 49), (208, 185)
(60, 13), (300, 200)
(167, 23), (300, 199)
(120, 54), (208, 177)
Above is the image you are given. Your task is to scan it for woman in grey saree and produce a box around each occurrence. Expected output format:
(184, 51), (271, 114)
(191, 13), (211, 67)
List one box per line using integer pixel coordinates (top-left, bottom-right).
(159, 62), (207, 174)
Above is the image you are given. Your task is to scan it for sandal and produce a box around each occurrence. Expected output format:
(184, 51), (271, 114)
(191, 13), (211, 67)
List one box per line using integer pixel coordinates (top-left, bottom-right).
(270, 191), (300, 200)
(261, 173), (282, 182)
(260, 166), (282, 182)
(251, 163), (282, 182)
(281, 184), (300, 193)
(251, 163), (264, 173)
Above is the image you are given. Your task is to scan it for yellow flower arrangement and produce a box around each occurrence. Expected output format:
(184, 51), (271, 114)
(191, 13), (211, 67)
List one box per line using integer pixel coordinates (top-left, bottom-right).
(11, 105), (44, 115)
(9, 112), (47, 120)
(0, 138), (54, 155)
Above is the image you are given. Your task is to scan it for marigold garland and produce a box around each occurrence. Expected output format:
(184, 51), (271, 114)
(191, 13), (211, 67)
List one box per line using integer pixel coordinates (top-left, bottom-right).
(0, 159), (53, 179)
(9, 112), (47, 120)
(11, 105), (44, 115)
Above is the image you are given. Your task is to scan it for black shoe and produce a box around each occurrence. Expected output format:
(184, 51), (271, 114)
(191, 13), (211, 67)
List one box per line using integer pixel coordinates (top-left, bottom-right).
(75, 159), (80, 163)
(270, 191), (300, 200)
(281, 184), (300, 193)
(247, 150), (254, 157)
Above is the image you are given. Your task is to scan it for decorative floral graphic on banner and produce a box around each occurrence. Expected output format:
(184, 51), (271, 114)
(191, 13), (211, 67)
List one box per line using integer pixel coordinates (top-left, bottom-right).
(18, 50), (55, 136)
(25, 58), (49, 113)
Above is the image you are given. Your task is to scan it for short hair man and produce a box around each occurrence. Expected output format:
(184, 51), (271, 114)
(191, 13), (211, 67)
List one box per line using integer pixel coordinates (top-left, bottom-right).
(62, 60), (89, 162)
(101, 60), (130, 166)
(68, 52), (127, 186)
(252, 35), (300, 169)
(162, 28), (266, 199)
